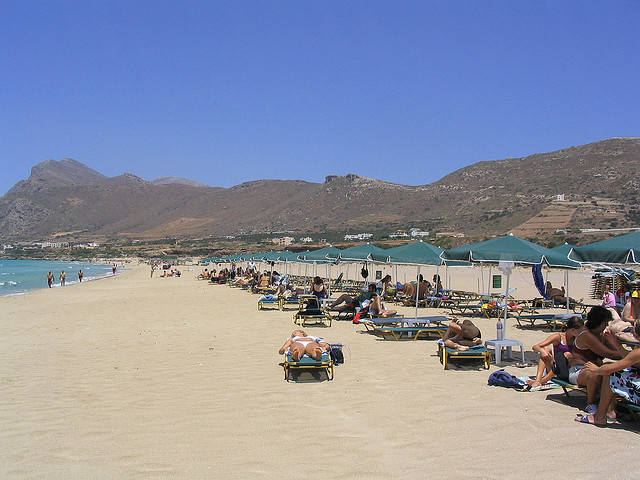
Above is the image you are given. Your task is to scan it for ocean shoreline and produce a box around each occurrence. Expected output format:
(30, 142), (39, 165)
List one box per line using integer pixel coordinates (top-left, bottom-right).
(0, 259), (129, 297)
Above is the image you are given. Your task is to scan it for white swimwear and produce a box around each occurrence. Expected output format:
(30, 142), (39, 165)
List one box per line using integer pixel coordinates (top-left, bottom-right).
(292, 335), (318, 347)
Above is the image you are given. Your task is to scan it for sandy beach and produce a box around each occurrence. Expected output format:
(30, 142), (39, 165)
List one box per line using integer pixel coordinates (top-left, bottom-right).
(1, 264), (638, 479)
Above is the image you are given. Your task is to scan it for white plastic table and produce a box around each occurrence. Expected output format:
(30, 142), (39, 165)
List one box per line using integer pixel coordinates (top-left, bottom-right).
(484, 339), (525, 365)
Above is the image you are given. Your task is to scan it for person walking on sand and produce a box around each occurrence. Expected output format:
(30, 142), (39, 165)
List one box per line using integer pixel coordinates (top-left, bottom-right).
(60, 270), (66, 286)
(150, 264), (154, 278)
(47, 271), (54, 288)
(78, 269), (84, 282)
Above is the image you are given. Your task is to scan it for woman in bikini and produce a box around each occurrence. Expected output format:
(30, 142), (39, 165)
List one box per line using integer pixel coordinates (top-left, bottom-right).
(526, 316), (584, 389)
(569, 306), (628, 414)
(279, 330), (330, 361)
(368, 293), (397, 317)
(577, 319), (640, 426)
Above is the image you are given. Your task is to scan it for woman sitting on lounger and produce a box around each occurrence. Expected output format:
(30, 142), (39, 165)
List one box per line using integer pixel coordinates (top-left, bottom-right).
(279, 330), (330, 361)
(577, 319), (640, 426)
(526, 316), (584, 389)
(310, 276), (328, 299)
(443, 318), (482, 351)
(368, 293), (397, 317)
(568, 306), (628, 414)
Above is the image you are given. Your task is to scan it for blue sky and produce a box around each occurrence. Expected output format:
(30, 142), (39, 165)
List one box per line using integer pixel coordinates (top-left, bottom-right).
(1, 1), (638, 195)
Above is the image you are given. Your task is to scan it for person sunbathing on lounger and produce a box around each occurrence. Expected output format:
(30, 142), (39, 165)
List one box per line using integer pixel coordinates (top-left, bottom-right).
(545, 281), (582, 305)
(526, 316), (584, 389)
(328, 284), (377, 311)
(442, 318), (482, 351)
(368, 293), (397, 317)
(279, 330), (330, 361)
(577, 319), (640, 426)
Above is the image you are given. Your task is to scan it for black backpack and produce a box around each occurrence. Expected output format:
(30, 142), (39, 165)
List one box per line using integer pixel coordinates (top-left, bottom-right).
(552, 351), (570, 382)
(329, 344), (344, 365)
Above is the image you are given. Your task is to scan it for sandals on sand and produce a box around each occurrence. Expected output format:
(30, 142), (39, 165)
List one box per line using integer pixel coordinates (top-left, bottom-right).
(575, 414), (606, 427)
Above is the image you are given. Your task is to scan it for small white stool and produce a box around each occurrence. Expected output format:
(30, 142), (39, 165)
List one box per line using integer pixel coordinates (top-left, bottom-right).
(484, 339), (525, 365)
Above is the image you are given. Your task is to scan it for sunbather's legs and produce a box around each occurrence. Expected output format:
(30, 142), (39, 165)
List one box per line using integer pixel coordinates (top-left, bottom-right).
(578, 368), (602, 406)
(527, 346), (554, 387)
(290, 342), (306, 361)
(329, 294), (355, 310)
(305, 343), (324, 361)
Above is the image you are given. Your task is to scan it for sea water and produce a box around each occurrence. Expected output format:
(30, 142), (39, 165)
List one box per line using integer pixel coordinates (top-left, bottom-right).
(0, 259), (115, 296)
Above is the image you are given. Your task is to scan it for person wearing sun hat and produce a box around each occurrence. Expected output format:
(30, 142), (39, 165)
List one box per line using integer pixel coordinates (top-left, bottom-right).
(622, 290), (640, 323)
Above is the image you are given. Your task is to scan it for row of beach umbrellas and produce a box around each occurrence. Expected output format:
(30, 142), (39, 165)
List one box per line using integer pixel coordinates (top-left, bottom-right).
(203, 231), (640, 341)
(203, 230), (640, 269)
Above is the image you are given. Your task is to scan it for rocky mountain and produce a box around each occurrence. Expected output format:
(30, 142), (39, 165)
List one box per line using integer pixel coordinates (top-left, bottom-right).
(1, 138), (639, 242)
(152, 177), (209, 187)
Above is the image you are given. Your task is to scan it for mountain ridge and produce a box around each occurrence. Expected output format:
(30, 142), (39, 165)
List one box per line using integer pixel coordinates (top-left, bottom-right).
(1, 138), (639, 242)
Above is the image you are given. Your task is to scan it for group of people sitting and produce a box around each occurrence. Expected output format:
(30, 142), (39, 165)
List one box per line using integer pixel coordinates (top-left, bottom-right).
(523, 295), (640, 426)
(400, 274), (444, 301)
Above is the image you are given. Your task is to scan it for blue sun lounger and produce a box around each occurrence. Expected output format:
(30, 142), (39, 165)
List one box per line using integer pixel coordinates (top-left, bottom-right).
(372, 325), (448, 341)
(437, 340), (491, 370)
(283, 351), (334, 381)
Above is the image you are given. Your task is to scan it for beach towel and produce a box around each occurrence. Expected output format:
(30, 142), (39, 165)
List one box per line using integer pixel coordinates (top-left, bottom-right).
(517, 376), (561, 392)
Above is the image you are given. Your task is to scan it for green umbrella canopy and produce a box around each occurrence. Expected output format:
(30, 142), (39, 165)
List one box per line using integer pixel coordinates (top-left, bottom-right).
(550, 243), (576, 257)
(369, 240), (470, 266)
(442, 235), (580, 268)
(299, 246), (342, 262)
(570, 231), (640, 264)
(275, 251), (301, 262)
(327, 243), (387, 261)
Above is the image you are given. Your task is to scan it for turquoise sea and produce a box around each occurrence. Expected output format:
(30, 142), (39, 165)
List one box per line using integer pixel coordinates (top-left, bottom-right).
(0, 259), (115, 296)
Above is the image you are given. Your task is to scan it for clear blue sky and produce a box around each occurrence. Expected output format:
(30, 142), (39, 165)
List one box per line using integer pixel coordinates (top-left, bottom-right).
(1, 1), (638, 195)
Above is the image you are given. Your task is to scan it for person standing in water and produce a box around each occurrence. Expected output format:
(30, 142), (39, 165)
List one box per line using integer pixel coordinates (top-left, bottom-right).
(112, 264), (117, 275)
(60, 270), (66, 286)
(47, 271), (54, 288)
(78, 269), (84, 282)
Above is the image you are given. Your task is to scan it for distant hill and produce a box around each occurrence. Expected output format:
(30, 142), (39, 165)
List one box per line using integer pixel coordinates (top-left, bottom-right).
(152, 177), (209, 187)
(0, 138), (639, 242)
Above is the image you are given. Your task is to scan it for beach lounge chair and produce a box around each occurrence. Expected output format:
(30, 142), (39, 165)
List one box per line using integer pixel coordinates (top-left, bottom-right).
(437, 340), (491, 370)
(279, 296), (301, 311)
(257, 295), (280, 310)
(514, 313), (583, 330)
(552, 378), (640, 421)
(372, 325), (447, 341)
(292, 295), (332, 327)
(283, 350), (334, 381)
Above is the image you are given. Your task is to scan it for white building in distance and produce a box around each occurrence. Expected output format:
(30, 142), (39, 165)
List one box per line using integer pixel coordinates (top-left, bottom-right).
(344, 233), (373, 241)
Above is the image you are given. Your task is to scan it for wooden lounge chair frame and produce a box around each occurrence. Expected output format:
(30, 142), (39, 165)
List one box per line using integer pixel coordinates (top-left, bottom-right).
(438, 343), (491, 370)
(283, 351), (334, 381)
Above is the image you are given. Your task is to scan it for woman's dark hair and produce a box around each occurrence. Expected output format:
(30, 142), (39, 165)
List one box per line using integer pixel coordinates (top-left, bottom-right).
(313, 276), (323, 284)
(585, 306), (612, 330)
(563, 316), (584, 331)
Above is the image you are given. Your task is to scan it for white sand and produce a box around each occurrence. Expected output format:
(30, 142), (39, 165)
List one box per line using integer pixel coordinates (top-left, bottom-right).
(1, 264), (638, 479)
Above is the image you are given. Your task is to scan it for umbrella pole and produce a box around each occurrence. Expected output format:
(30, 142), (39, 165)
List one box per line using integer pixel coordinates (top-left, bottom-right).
(415, 265), (420, 321)
(504, 272), (510, 338)
(565, 270), (570, 314)
(327, 263), (331, 297)
(480, 262), (485, 294)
